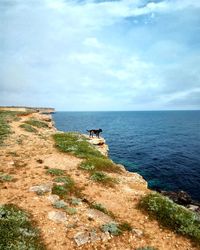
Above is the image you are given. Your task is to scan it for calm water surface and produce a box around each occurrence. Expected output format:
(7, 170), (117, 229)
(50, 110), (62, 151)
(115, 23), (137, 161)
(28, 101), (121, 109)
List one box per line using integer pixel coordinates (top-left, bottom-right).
(53, 111), (200, 201)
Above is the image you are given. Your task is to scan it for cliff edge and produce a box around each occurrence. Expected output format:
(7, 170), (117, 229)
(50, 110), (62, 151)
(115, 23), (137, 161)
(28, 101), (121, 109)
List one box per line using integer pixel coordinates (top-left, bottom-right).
(0, 111), (198, 250)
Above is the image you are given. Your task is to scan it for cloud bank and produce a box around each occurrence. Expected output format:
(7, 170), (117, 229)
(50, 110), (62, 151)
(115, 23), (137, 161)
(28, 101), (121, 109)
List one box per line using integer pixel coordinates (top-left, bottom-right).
(0, 0), (200, 110)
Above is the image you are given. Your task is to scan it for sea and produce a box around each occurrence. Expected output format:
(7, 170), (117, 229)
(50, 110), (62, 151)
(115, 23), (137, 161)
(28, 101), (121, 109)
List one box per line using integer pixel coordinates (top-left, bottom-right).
(53, 111), (200, 202)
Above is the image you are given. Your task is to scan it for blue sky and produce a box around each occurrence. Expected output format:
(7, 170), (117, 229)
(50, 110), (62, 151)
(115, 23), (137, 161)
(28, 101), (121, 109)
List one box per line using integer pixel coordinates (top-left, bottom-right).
(0, 0), (200, 111)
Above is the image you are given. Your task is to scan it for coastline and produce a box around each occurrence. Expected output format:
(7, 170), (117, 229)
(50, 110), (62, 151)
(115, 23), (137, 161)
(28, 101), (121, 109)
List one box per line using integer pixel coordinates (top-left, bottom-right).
(0, 110), (199, 250)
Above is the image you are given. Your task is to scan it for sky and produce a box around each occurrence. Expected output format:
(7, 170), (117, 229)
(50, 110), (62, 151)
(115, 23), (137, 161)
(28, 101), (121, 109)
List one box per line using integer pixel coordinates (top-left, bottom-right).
(0, 0), (200, 111)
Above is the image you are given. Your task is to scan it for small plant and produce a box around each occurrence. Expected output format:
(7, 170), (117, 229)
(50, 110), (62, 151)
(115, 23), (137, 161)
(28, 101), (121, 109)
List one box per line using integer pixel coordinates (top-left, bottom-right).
(19, 123), (37, 133)
(0, 204), (45, 249)
(136, 247), (158, 250)
(53, 200), (67, 209)
(71, 197), (82, 205)
(52, 184), (68, 198)
(90, 202), (115, 218)
(66, 207), (77, 215)
(53, 176), (74, 186)
(139, 192), (200, 244)
(0, 173), (13, 182)
(46, 168), (65, 176)
(119, 222), (132, 232)
(101, 223), (122, 236)
(80, 162), (95, 171)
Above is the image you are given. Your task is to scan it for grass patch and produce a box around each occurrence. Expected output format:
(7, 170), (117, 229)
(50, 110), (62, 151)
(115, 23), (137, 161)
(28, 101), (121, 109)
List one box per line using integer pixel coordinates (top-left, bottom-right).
(46, 168), (65, 176)
(0, 173), (13, 182)
(52, 185), (69, 199)
(53, 176), (74, 186)
(65, 207), (77, 215)
(20, 123), (38, 133)
(0, 204), (45, 250)
(24, 119), (48, 128)
(90, 202), (115, 218)
(139, 192), (200, 244)
(118, 222), (132, 232)
(90, 171), (117, 187)
(53, 132), (103, 158)
(80, 157), (122, 174)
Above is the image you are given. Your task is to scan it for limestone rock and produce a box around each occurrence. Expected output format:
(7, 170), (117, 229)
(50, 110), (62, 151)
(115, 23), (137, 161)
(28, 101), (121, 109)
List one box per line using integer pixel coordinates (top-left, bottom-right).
(47, 194), (60, 204)
(29, 183), (52, 194)
(74, 231), (90, 246)
(100, 231), (112, 241)
(132, 228), (143, 237)
(87, 209), (114, 224)
(48, 211), (67, 223)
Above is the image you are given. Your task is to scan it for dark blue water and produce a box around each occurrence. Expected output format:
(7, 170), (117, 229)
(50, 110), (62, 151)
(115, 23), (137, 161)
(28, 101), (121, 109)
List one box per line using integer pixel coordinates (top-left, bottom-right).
(53, 111), (200, 201)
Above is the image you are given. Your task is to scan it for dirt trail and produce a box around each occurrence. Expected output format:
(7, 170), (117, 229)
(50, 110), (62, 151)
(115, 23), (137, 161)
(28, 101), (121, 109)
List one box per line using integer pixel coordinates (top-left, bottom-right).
(0, 113), (198, 250)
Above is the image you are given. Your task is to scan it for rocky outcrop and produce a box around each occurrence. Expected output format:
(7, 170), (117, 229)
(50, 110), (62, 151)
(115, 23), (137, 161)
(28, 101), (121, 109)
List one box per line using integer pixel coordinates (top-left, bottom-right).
(84, 135), (109, 156)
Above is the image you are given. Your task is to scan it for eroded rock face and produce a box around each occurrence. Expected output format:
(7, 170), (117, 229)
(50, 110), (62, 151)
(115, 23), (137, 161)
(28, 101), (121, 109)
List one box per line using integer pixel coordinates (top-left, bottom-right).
(74, 231), (90, 246)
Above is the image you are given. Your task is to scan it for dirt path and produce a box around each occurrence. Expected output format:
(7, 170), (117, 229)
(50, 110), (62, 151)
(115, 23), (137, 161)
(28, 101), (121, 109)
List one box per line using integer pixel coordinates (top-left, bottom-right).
(0, 113), (198, 250)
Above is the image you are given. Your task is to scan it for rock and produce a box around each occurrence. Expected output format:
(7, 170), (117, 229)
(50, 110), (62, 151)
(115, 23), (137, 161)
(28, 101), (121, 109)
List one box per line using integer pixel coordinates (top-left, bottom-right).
(47, 194), (60, 204)
(87, 209), (114, 224)
(36, 159), (43, 164)
(48, 211), (67, 223)
(29, 183), (52, 194)
(187, 204), (200, 212)
(74, 231), (90, 246)
(132, 228), (143, 237)
(160, 190), (192, 206)
(90, 230), (101, 243)
(100, 231), (111, 241)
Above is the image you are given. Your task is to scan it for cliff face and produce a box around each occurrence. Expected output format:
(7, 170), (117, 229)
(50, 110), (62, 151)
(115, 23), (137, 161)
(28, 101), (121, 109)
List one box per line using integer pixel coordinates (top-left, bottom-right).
(0, 111), (197, 250)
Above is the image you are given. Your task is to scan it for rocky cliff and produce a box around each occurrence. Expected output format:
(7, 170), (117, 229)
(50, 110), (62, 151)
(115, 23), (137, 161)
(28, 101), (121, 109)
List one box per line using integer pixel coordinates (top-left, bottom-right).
(0, 111), (198, 250)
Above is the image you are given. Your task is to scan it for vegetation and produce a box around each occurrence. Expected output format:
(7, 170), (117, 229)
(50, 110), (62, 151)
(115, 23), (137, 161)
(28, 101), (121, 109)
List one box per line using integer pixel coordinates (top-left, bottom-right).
(46, 168), (65, 176)
(20, 123), (38, 133)
(24, 119), (48, 128)
(0, 204), (45, 250)
(90, 171), (117, 187)
(118, 222), (132, 232)
(52, 185), (69, 198)
(0, 173), (13, 182)
(101, 223), (122, 236)
(53, 176), (74, 186)
(53, 200), (67, 209)
(90, 202), (115, 218)
(65, 207), (77, 215)
(53, 132), (122, 178)
(71, 197), (82, 206)
(139, 192), (200, 244)
(136, 247), (158, 250)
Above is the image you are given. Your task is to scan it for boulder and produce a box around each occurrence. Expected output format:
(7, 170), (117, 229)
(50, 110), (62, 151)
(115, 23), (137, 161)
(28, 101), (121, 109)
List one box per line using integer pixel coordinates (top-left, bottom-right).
(48, 211), (67, 223)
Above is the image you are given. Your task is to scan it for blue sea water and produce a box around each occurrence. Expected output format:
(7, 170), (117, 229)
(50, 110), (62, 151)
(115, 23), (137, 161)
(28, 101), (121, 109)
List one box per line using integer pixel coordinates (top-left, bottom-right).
(53, 111), (200, 201)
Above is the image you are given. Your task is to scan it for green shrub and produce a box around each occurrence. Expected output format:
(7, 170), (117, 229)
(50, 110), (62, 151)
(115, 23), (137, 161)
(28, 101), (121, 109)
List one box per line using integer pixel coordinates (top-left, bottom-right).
(80, 157), (122, 173)
(90, 171), (117, 187)
(101, 223), (122, 236)
(0, 204), (45, 250)
(19, 123), (38, 133)
(24, 119), (48, 128)
(52, 185), (68, 198)
(139, 192), (200, 244)
(46, 168), (65, 176)
(65, 207), (77, 215)
(53, 176), (74, 186)
(0, 173), (13, 182)
(53, 200), (67, 209)
(71, 197), (82, 205)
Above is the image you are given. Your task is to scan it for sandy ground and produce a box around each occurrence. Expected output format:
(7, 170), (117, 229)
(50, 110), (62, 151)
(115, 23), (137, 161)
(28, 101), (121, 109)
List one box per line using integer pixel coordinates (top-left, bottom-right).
(0, 113), (198, 250)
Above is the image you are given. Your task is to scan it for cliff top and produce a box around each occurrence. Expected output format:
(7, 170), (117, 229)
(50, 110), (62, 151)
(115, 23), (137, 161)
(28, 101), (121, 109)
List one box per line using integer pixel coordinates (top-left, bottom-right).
(0, 111), (199, 250)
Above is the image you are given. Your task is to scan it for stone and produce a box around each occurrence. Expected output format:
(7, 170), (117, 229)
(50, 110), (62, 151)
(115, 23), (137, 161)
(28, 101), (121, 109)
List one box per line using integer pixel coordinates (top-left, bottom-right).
(160, 190), (192, 206)
(29, 183), (52, 194)
(187, 204), (200, 212)
(87, 209), (114, 224)
(132, 228), (143, 237)
(48, 211), (67, 223)
(47, 194), (60, 204)
(74, 231), (90, 246)
(100, 231), (111, 242)
(90, 230), (101, 243)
